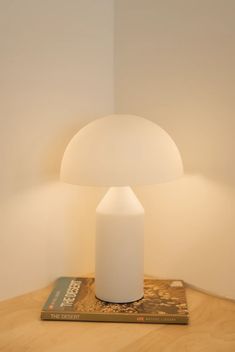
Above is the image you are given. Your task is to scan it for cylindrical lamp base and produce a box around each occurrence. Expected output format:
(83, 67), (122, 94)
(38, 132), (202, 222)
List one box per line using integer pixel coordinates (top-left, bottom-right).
(95, 187), (144, 303)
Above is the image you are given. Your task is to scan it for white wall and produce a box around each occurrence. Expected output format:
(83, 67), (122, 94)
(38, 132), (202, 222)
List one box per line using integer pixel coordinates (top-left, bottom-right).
(115, 0), (235, 299)
(0, 0), (113, 301)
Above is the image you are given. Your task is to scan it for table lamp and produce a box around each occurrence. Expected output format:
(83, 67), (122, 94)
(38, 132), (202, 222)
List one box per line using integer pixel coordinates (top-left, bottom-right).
(60, 114), (183, 303)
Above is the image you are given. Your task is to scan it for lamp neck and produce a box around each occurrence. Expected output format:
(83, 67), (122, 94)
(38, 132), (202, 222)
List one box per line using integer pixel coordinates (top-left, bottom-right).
(96, 186), (144, 215)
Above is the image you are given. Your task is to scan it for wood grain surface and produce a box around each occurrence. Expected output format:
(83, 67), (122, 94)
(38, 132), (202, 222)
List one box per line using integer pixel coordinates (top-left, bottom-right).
(0, 283), (235, 352)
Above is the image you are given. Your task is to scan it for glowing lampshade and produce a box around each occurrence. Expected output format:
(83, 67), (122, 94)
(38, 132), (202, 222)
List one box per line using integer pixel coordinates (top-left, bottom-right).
(61, 114), (183, 187)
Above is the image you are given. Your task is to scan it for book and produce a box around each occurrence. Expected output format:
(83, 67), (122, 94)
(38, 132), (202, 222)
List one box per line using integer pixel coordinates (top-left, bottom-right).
(41, 277), (189, 324)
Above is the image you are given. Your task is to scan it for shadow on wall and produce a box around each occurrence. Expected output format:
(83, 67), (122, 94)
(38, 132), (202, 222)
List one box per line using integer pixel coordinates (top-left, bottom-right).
(156, 107), (235, 188)
(0, 180), (106, 301)
(135, 173), (235, 300)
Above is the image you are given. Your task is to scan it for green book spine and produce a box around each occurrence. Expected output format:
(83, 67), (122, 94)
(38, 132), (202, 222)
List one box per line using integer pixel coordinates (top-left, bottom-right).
(41, 311), (188, 324)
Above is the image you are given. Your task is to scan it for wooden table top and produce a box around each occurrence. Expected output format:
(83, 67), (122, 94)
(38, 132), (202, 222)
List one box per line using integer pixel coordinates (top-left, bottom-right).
(0, 282), (235, 352)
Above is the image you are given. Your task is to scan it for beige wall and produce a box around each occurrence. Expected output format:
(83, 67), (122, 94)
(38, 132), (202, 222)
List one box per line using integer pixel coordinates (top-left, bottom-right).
(115, 0), (235, 299)
(1, 0), (234, 301)
(0, 0), (113, 300)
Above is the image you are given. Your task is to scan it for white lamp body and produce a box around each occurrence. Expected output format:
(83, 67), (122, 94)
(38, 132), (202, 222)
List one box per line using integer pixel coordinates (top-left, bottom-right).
(95, 187), (144, 303)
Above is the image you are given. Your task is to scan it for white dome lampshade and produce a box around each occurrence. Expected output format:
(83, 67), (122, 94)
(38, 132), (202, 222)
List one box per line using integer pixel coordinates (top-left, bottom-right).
(60, 115), (183, 187)
(60, 115), (183, 303)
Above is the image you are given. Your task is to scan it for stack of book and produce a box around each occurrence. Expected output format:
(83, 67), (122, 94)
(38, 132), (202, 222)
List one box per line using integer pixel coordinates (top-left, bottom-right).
(41, 277), (189, 324)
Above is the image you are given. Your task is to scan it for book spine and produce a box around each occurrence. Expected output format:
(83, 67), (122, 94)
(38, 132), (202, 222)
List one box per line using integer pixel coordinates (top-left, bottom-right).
(41, 311), (188, 324)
